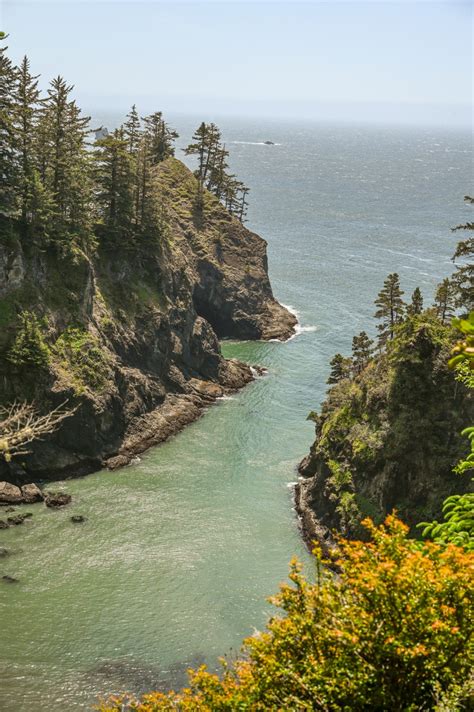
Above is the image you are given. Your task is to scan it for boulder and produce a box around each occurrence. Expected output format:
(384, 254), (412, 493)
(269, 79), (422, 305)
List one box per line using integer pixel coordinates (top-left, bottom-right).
(71, 515), (86, 523)
(21, 483), (44, 503)
(0, 482), (23, 504)
(45, 492), (72, 508)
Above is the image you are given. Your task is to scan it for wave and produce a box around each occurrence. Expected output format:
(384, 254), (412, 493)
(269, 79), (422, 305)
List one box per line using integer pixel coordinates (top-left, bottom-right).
(270, 304), (318, 342)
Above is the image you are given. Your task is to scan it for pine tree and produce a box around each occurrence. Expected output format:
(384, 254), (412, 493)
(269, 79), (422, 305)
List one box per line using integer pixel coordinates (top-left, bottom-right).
(407, 287), (423, 316)
(143, 112), (178, 165)
(15, 55), (40, 223)
(434, 278), (456, 324)
(0, 35), (18, 217)
(351, 331), (374, 374)
(450, 198), (474, 311)
(93, 128), (134, 244)
(124, 105), (142, 225)
(38, 76), (92, 248)
(327, 353), (351, 384)
(374, 273), (405, 346)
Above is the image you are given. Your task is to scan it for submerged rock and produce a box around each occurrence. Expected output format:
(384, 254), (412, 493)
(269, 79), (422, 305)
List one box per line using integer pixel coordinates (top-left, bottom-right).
(0, 547), (9, 556)
(71, 515), (86, 523)
(21, 483), (44, 503)
(2, 575), (18, 583)
(45, 492), (72, 508)
(7, 513), (32, 525)
(0, 519), (9, 529)
(0, 482), (23, 504)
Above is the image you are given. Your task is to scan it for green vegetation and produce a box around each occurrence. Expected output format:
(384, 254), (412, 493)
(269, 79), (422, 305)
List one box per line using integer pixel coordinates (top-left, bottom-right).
(0, 35), (247, 256)
(7, 310), (50, 368)
(100, 516), (473, 711)
(184, 122), (249, 220)
(52, 327), (113, 395)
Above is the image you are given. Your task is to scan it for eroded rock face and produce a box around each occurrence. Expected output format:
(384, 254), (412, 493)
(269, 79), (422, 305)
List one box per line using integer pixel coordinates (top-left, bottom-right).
(0, 482), (23, 504)
(0, 158), (296, 483)
(21, 483), (44, 503)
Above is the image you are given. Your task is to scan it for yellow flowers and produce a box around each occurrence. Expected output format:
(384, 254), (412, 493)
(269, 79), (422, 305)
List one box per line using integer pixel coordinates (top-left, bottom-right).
(99, 515), (473, 711)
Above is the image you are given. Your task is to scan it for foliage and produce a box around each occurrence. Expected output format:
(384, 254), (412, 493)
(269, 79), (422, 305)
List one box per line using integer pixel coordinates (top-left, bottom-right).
(7, 310), (50, 368)
(326, 352), (351, 384)
(184, 122), (249, 220)
(419, 312), (474, 550)
(52, 327), (112, 394)
(325, 459), (360, 534)
(450, 196), (474, 311)
(99, 516), (474, 711)
(374, 272), (405, 346)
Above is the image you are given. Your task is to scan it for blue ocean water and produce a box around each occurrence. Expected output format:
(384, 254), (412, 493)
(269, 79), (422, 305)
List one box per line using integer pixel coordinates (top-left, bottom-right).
(0, 117), (471, 710)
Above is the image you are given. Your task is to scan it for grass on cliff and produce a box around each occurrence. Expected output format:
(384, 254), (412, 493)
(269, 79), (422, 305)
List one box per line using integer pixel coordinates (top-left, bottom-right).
(99, 516), (473, 711)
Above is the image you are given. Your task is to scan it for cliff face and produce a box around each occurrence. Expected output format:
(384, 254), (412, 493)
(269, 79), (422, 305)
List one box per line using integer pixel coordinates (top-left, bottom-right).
(296, 316), (473, 548)
(0, 158), (296, 483)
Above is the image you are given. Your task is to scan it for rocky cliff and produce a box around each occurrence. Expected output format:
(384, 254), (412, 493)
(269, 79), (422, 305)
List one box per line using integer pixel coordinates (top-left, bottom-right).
(295, 315), (473, 550)
(0, 158), (296, 483)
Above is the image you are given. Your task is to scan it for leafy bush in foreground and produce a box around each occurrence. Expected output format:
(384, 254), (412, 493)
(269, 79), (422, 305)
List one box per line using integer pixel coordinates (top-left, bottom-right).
(99, 516), (473, 711)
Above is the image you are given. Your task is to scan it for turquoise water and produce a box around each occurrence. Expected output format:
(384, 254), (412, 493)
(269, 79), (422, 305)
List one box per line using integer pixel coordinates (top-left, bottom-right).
(0, 118), (471, 710)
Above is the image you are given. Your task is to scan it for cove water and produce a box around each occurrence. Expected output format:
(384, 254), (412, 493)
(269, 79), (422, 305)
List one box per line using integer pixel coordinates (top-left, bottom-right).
(0, 117), (471, 710)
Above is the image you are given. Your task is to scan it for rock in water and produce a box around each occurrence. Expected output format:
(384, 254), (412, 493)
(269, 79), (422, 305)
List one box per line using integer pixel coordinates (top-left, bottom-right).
(45, 492), (72, 508)
(0, 520), (9, 529)
(0, 548), (9, 557)
(0, 482), (23, 504)
(71, 515), (86, 523)
(21, 483), (44, 503)
(2, 575), (18, 583)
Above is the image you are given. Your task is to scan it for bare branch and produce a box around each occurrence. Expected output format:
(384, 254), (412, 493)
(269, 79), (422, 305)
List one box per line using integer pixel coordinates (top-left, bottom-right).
(0, 401), (76, 461)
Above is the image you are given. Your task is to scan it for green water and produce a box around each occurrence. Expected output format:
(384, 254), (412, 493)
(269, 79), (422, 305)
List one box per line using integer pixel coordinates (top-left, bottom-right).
(1, 119), (471, 709)
(0, 340), (314, 710)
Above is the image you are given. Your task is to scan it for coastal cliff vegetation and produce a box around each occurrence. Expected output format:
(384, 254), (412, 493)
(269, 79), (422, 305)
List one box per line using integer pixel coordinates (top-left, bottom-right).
(0, 36), (295, 481)
(297, 207), (473, 540)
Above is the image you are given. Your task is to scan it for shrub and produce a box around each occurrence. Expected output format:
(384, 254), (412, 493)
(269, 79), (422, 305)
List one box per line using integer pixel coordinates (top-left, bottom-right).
(99, 516), (473, 711)
(8, 311), (50, 368)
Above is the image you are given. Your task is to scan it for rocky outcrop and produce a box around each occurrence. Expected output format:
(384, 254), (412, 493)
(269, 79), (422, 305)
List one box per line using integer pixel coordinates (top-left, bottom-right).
(0, 482), (23, 504)
(0, 158), (295, 483)
(296, 317), (473, 547)
(21, 483), (44, 503)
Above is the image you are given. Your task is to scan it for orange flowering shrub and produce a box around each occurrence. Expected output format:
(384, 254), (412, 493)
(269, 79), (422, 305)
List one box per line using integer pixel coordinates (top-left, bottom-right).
(99, 516), (473, 711)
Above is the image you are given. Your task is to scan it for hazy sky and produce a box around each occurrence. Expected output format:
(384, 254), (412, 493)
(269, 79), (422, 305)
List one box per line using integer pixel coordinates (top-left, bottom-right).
(2, 0), (472, 126)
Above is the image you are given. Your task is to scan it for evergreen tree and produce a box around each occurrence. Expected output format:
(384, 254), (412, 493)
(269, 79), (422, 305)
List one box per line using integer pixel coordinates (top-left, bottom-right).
(434, 278), (456, 324)
(450, 197), (474, 312)
(93, 128), (134, 244)
(351, 331), (374, 374)
(327, 353), (351, 384)
(37, 76), (92, 248)
(0, 35), (18, 217)
(407, 287), (423, 316)
(143, 111), (178, 165)
(374, 273), (405, 346)
(15, 55), (40, 223)
(123, 104), (141, 155)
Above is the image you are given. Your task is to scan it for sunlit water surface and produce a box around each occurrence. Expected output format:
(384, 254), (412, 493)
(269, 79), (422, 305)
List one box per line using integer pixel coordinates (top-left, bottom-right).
(0, 117), (471, 710)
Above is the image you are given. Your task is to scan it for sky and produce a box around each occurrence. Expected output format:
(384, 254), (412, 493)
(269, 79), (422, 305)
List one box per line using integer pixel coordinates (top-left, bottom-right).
(2, 0), (472, 126)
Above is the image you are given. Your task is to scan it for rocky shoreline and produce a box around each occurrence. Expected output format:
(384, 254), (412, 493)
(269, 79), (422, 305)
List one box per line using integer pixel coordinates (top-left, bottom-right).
(294, 476), (335, 559)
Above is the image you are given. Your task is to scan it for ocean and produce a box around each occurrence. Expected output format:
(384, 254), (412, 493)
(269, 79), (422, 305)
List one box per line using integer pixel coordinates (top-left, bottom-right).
(0, 115), (471, 710)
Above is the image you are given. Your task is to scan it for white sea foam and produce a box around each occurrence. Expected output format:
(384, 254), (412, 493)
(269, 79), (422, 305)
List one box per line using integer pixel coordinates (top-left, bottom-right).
(217, 394), (236, 401)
